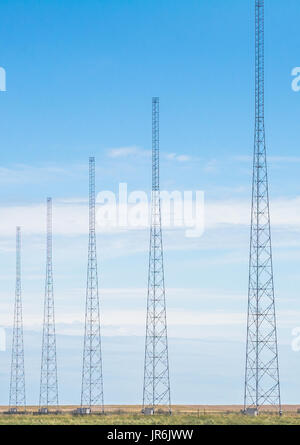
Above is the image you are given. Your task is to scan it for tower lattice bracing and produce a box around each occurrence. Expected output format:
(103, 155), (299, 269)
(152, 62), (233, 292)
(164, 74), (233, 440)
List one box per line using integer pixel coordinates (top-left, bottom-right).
(81, 157), (104, 412)
(143, 97), (171, 414)
(244, 0), (281, 413)
(39, 197), (59, 410)
(9, 227), (26, 412)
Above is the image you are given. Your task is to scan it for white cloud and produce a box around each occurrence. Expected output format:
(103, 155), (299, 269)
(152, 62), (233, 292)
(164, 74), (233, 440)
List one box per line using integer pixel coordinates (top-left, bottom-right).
(0, 306), (246, 338)
(164, 153), (192, 162)
(107, 147), (194, 163)
(0, 163), (86, 185)
(0, 203), (88, 237)
(0, 196), (300, 239)
(204, 159), (218, 173)
(107, 146), (151, 158)
(234, 155), (300, 164)
(1, 303), (298, 340)
(0, 284), (297, 342)
(206, 196), (300, 228)
(57, 197), (88, 204)
(106, 150), (300, 168)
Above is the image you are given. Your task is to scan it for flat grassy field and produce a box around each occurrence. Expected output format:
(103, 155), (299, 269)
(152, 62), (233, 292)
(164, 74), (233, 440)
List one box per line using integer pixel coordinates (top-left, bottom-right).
(0, 413), (300, 425)
(0, 406), (299, 425)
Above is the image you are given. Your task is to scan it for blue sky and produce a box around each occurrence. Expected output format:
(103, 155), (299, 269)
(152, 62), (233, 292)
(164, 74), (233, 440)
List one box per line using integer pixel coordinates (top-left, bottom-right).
(0, 0), (300, 406)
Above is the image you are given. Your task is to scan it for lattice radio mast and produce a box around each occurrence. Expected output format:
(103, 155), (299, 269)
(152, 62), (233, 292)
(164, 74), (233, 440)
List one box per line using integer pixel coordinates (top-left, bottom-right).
(39, 197), (59, 412)
(142, 97), (171, 415)
(80, 157), (104, 413)
(9, 226), (26, 413)
(244, 0), (281, 414)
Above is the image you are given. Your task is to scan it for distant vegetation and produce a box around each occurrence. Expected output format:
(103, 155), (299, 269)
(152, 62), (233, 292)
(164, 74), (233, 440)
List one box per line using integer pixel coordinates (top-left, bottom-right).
(1, 413), (300, 425)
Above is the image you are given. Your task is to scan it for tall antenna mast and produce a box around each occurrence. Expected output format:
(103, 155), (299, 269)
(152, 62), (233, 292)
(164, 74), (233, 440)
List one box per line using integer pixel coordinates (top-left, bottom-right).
(39, 197), (59, 412)
(9, 227), (26, 413)
(143, 97), (171, 415)
(80, 157), (104, 413)
(244, 0), (281, 414)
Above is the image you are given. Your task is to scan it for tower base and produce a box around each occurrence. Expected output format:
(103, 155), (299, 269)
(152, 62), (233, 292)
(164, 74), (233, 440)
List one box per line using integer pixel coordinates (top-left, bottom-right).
(244, 408), (258, 417)
(74, 407), (91, 415)
(5, 408), (26, 415)
(142, 407), (172, 416)
(35, 408), (61, 415)
(143, 408), (154, 416)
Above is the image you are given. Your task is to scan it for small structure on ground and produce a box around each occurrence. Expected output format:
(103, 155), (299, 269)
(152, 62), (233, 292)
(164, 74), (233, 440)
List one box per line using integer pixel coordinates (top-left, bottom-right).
(245, 408), (258, 417)
(75, 407), (91, 415)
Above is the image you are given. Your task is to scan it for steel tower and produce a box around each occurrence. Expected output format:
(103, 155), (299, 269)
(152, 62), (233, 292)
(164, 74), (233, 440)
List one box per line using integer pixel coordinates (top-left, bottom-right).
(39, 197), (59, 411)
(142, 97), (171, 415)
(9, 227), (26, 412)
(80, 157), (104, 412)
(244, 0), (281, 414)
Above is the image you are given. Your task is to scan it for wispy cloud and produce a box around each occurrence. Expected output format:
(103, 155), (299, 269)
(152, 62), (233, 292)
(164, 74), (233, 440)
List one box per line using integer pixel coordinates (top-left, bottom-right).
(0, 285), (247, 339)
(107, 146), (196, 163)
(1, 287), (298, 339)
(0, 164), (64, 185)
(0, 162), (88, 186)
(206, 196), (300, 229)
(234, 155), (300, 164)
(204, 159), (218, 173)
(107, 146), (151, 158)
(164, 153), (192, 162)
(0, 196), (300, 239)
